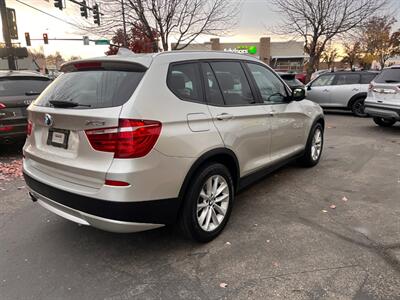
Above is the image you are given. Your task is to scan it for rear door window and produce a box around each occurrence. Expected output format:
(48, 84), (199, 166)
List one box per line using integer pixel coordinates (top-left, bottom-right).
(210, 61), (256, 105)
(201, 63), (224, 105)
(374, 69), (400, 83)
(334, 73), (360, 85)
(167, 63), (203, 103)
(360, 73), (377, 84)
(0, 77), (50, 96)
(35, 70), (144, 109)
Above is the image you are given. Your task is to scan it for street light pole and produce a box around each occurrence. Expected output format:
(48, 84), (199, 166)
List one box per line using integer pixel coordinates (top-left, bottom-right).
(0, 0), (16, 70)
(121, 0), (127, 47)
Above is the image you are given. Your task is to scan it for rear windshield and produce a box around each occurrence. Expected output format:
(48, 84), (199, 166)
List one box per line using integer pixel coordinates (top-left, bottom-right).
(0, 77), (50, 97)
(374, 69), (400, 83)
(284, 78), (304, 86)
(35, 70), (144, 109)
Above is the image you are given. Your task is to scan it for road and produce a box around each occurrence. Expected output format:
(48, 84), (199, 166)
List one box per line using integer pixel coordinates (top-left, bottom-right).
(0, 113), (399, 300)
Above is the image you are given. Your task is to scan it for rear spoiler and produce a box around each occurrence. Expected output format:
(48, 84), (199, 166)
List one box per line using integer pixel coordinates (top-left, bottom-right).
(60, 60), (148, 73)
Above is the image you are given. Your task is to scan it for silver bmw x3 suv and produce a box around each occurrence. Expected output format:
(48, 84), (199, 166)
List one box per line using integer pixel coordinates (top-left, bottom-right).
(23, 51), (324, 242)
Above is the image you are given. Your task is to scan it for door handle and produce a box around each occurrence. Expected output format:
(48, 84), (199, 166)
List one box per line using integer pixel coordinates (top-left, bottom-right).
(323, 89), (329, 92)
(216, 113), (234, 120)
(352, 88), (360, 91)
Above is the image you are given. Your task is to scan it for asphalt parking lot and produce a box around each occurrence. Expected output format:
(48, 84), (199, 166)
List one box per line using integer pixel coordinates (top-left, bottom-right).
(0, 113), (399, 300)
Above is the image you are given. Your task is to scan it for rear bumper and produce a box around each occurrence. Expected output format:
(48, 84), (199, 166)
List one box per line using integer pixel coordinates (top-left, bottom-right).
(24, 173), (180, 233)
(364, 104), (400, 120)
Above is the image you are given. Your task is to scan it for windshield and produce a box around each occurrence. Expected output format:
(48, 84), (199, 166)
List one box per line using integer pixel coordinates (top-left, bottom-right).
(374, 69), (400, 83)
(0, 77), (50, 97)
(35, 70), (145, 109)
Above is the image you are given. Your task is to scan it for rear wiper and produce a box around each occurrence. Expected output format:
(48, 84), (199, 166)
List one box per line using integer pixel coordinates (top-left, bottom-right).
(49, 100), (91, 108)
(25, 91), (41, 96)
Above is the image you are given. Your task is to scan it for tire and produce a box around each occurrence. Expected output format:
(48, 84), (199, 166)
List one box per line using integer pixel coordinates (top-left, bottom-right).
(373, 117), (396, 127)
(351, 97), (368, 117)
(178, 163), (234, 242)
(298, 123), (324, 167)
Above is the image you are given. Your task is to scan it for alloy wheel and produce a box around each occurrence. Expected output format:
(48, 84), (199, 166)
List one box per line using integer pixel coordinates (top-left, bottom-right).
(311, 128), (322, 161)
(197, 175), (230, 232)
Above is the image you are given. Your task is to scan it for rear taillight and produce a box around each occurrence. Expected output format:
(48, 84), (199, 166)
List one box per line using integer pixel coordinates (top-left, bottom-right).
(85, 119), (162, 158)
(0, 125), (13, 132)
(0, 103), (6, 109)
(27, 120), (33, 136)
(105, 179), (130, 187)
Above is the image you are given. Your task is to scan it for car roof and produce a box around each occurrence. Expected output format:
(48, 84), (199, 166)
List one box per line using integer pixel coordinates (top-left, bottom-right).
(0, 70), (49, 78)
(61, 50), (262, 70)
(384, 64), (400, 69)
(320, 71), (379, 75)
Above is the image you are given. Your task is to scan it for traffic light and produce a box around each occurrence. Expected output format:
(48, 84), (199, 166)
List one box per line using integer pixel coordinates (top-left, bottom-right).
(43, 33), (49, 45)
(54, 0), (63, 10)
(93, 3), (100, 26)
(80, 1), (88, 18)
(25, 32), (31, 47)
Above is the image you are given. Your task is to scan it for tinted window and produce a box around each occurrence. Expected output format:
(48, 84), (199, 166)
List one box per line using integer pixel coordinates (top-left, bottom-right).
(335, 74), (360, 85)
(0, 77), (50, 97)
(247, 63), (288, 103)
(360, 73), (377, 84)
(374, 69), (400, 83)
(312, 74), (335, 87)
(35, 70), (144, 109)
(167, 63), (203, 102)
(201, 63), (224, 105)
(210, 61), (255, 105)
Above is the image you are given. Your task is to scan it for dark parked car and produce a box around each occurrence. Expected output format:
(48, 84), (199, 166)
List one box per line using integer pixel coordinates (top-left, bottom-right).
(278, 72), (305, 90)
(0, 71), (51, 144)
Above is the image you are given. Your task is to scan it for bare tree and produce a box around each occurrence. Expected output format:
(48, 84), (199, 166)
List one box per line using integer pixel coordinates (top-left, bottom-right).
(271, 0), (387, 80)
(86, 0), (240, 52)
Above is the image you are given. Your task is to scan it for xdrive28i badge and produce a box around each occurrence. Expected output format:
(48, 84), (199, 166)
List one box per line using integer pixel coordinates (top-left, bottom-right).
(44, 114), (53, 127)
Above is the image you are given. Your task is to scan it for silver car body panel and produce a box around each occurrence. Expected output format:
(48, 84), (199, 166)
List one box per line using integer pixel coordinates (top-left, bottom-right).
(23, 51), (323, 233)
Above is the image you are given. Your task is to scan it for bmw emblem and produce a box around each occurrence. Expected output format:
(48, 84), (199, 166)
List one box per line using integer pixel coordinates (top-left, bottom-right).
(44, 114), (53, 127)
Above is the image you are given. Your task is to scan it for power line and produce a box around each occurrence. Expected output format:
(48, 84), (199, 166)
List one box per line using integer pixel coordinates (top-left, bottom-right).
(14, 0), (84, 31)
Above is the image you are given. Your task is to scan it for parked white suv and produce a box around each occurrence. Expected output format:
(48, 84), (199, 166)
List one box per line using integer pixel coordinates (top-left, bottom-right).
(23, 51), (324, 242)
(365, 65), (400, 127)
(306, 71), (378, 117)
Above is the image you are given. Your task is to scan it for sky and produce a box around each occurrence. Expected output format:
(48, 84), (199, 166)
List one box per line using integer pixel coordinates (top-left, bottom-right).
(0, 0), (399, 59)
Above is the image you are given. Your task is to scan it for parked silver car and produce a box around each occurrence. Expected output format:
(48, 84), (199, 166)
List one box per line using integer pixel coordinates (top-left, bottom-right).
(23, 51), (324, 242)
(365, 65), (400, 127)
(306, 71), (378, 117)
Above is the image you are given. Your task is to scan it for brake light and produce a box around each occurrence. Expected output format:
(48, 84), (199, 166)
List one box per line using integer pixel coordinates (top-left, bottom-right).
(0, 103), (6, 109)
(27, 120), (33, 136)
(0, 125), (13, 132)
(73, 62), (102, 70)
(85, 119), (162, 158)
(105, 179), (130, 187)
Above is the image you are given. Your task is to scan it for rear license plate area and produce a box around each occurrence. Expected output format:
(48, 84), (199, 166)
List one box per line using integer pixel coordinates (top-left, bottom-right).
(47, 128), (70, 149)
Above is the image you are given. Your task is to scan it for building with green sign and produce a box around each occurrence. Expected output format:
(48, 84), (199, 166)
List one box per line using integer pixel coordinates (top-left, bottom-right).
(172, 37), (308, 73)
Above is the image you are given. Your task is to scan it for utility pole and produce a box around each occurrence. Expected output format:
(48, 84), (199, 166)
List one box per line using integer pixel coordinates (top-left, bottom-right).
(121, 0), (127, 47)
(0, 0), (16, 70)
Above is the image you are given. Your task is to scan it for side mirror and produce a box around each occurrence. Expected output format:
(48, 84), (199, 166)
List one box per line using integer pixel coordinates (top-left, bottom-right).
(307, 85), (312, 91)
(292, 88), (306, 101)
